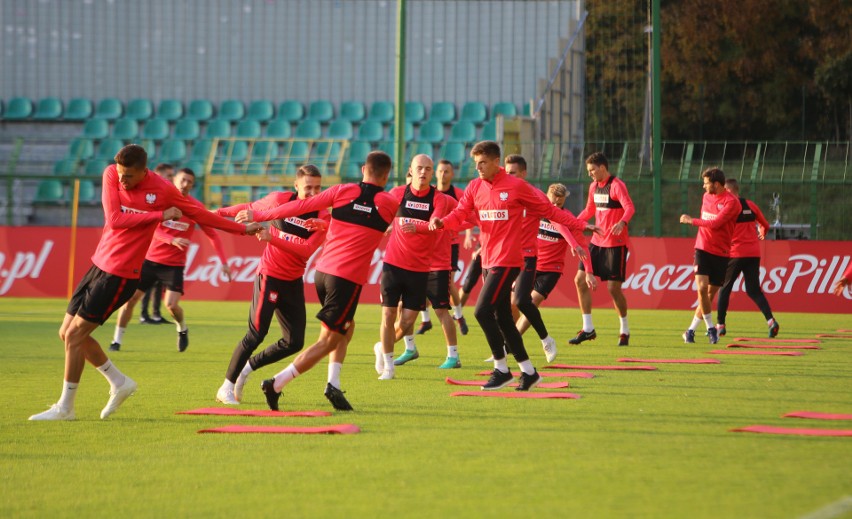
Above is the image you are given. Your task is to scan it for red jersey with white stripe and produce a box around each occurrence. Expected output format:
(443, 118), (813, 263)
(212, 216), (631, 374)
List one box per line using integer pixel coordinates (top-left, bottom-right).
(441, 168), (587, 269)
(145, 195), (228, 267)
(537, 211), (592, 273)
(93, 164), (245, 279)
(383, 185), (455, 273)
(251, 182), (397, 285)
(690, 190), (740, 257)
(218, 191), (329, 281)
(729, 198), (770, 258)
(576, 175), (635, 248)
(440, 184), (466, 246)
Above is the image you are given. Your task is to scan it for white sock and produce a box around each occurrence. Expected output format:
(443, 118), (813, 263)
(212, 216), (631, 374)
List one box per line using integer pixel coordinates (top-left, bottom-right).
(767, 318), (775, 326)
(453, 305), (463, 319)
(518, 360), (535, 375)
(582, 314), (594, 332)
(447, 345), (458, 358)
(619, 316), (629, 335)
(240, 362), (253, 378)
(403, 335), (417, 352)
(176, 320), (187, 333)
(420, 310), (431, 323)
(113, 326), (125, 345)
(272, 363), (300, 392)
(383, 353), (394, 368)
(688, 316), (702, 331)
(327, 362), (342, 389)
(494, 357), (509, 373)
(57, 381), (78, 410)
(703, 313), (714, 330)
(96, 360), (126, 389)
(221, 379), (235, 391)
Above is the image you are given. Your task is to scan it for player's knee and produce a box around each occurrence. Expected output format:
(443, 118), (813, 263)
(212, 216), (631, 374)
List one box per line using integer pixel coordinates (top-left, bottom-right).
(473, 305), (491, 323)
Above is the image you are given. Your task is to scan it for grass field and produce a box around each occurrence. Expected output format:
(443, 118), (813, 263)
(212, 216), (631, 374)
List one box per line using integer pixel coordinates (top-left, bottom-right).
(0, 298), (850, 518)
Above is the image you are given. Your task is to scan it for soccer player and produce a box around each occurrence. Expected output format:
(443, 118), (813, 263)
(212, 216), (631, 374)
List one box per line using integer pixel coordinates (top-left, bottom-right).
(29, 145), (260, 421)
(679, 167), (740, 344)
(430, 140), (590, 391)
(832, 264), (852, 296)
(214, 165), (328, 405)
(238, 151), (397, 411)
(715, 179), (780, 338)
(373, 154), (456, 380)
(517, 184), (597, 343)
(569, 152), (636, 346)
(109, 167), (232, 353)
(139, 162), (176, 325)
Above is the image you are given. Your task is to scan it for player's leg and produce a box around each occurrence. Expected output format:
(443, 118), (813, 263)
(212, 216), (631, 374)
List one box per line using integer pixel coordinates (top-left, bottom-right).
(740, 257), (778, 336)
(493, 267), (541, 390)
(151, 279), (167, 323)
(426, 270), (459, 368)
(110, 289), (145, 351)
(139, 285), (153, 323)
(715, 258), (742, 335)
(459, 251), (482, 307)
(388, 270), (428, 374)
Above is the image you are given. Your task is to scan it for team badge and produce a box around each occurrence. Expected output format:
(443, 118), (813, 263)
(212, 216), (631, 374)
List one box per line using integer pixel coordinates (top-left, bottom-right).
(716, 203), (724, 210)
(499, 192), (509, 201)
(269, 291), (278, 303)
(146, 193), (157, 204)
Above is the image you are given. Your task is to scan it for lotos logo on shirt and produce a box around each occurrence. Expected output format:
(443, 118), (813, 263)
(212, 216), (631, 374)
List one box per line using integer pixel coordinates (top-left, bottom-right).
(499, 192), (509, 201)
(594, 193), (610, 204)
(405, 201), (431, 211)
(146, 193), (157, 204)
(162, 220), (190, 231)
(479, 209), (509, 221)
(285, 216), (308, 229)
(353, 203), (373, 214)
(539, 221), (557, 232)
(120, 205), (148, 214)
(269, 291), (278, 303)
(701, 211), (717, 220)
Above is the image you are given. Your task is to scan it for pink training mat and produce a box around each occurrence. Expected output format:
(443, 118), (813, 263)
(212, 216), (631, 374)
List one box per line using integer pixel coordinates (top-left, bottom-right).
(815, 333), (852, 338)
(198, 424), (360, 434)
(544, 364), (658, 371)
(731, 425), (852, 437)
(727, 343), (820, 350)
(783, 411), (852, 420)
(733, 337), (820, 343)
(475, 370), (595, 378)
(617, 358), (721, 364)
(450, 391), (580, 399)
(445, 377), (569, 389)
(709, 349), (803, 356)
(177, 407), (331, 417)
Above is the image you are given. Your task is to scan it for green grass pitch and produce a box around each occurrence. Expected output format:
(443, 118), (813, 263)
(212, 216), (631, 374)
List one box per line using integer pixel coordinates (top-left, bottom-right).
(0, 298), (850, 518)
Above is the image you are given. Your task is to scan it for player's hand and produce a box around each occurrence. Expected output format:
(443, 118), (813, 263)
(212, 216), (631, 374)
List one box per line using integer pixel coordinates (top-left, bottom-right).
(833, 278), (850, 297)
(305, 218), (328, 232)
(588, 224), (604, 236)
(256, 228), (272, 242)
(221, 264), (233, 282)
(471, 248), (480, 260)
(162, 207), (182, 221)
(463, 234), (476, 250)
(171, 237), (191, 250)
(235, 209), (254, 223)
(585, 272), (598, 291)
(244, 222), (262, 235)
(611, 221), (626, 236)
(429, 217), (444, 231)
(573, 246), (588, 260)
(401, 222), (417, 234)
(679, 214), (693, 225)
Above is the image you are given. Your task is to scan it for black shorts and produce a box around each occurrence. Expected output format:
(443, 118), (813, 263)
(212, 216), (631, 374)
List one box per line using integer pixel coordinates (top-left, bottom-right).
(451, 243), (460, 272)
(137, 259), (185, 294)
(314, 271), (362, 335)
(580, 244), (627, 282)
(380, 263), (428, 310)
(694, 249), (728, 287)
(425, 270), (452, 310)
(533, 271), (562, 298)
(67, 265), (140, 325)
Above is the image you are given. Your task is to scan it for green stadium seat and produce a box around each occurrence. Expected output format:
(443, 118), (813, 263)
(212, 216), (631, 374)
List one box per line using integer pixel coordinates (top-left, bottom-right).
(209, 161), (234, 175)
(157, 99), (183, 122)
(307, 100), (334, 123)
(76, 180), (97, 203)
(66, 138), (95, 162)
(217, 100), (245, 122)
(96, 138), (124, 161)
(82, 119), (110, 140)
(408, 141), (434, 161)
(428, 102), (456, 124)
(250, 141), (278, 162)
(339, 101), (366, 123)
(311, 141), (342, 164)
(389, 122), (414, 142)
(327, 119), (354, 140)
(265, 120), (291, 138)
(111, 118), (139, 140)
(140, 139), (157, 161)
(53, 159), (79, 176)
(172, 119), (200, 141)
(491, 102), (517, 119)
(460, 102), (487, 125)
(242, 162), (268, 175)
(190, 139), (215, 162)
(84, 159), (109, 176)
(347, 140), (371, 165)
(404, 101), (426, 125)
(181, 160), (205, 177)
(288, 141), (311, 163)
(246, 100), (274, 123)
(33, 97), (63, 120)
(480, 120), (497, 141)
(367, 101), (394, 124)
(205, 120), (232, 139)
(235, 120), (262, 139)
(417, 120), (445, 144)
(64, 98), (93, 121)
(220, 141), (248, 162)
(34, 179), (65, 203)
(93, 98), (123, 121)
(269, 162), (297, 177)
(523, 101), (534, 116)
(141, 118), (170, 141)
(186, 99), (214, 122)
(343, 161), (362, 180)
(276, 100), (304, 123)
(357, 120), (384, 142)
(449, 121), (476, 143)
(5, 97), (33, 120)
(125, 99), (153, 121)
(439, 141), (467, 166)
(378, 141), (396, 161)
(295, 120), (322, 139)
(255, 186), (273, 198)
(158, 139), (187, 163)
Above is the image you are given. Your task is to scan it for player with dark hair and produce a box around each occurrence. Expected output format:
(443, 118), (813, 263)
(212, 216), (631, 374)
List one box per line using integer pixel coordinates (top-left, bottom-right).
(29, 145), (260, 421)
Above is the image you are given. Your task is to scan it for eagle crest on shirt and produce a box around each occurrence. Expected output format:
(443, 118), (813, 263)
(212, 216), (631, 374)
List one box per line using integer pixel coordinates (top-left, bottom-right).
(146, 193), (157, 204)
(499, 192), (508, 201)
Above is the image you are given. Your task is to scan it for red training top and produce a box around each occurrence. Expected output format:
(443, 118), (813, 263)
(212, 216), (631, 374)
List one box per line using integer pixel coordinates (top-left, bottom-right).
(146, 195), (228, 267)
(576, 175), (635, 248)
(383, 184), (456, 273)
(537, 211), (592, 273)
(690, 190), (740, 257)
(729, 197), (770, 258)
(440, 184), (466, 246)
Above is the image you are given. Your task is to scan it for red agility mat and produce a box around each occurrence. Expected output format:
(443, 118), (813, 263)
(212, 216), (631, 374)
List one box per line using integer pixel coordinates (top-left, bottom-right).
(727, 343), (820, 350)
(815, 334), (852, 338)
(837, 329), (852, 333)
(709, 349), (802, 356)
(733, 337), (820, 343)
(451, 391), (580, 399)
(543, 364), (658, 371)
(445, 377), (569, 389)
(783, 411), (852, 420)
(177, 407), (331, 417)
(617, 358), (720, 364)
(475, 370), (595, 379)
(198, 424), (360, 434)
(731, 425), (852, 437)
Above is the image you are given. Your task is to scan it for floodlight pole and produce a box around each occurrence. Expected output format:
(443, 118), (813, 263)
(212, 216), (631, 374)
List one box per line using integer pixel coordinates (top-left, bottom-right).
(652, 0), (663, 236)
(394, 0), (407, 184)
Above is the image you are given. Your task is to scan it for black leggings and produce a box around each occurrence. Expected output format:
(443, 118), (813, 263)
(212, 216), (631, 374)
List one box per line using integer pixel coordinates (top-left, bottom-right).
(462, 253), (482, 294)
(716, 257), (773, 325)
(513, 256), (548, 339)
(474, 266), (529, 362)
